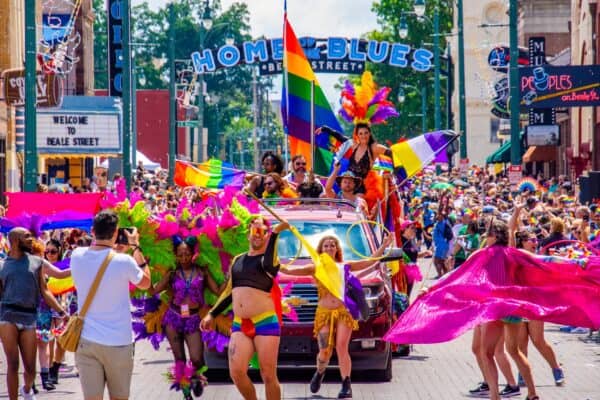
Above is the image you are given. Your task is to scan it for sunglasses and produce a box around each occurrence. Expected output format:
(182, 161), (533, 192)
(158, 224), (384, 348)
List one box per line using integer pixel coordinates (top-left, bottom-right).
(264, 181), (275, 186)
(526, 238), (538, 243)
(250, 226), (267, 237)
(45, 249), (59, 255)
(295, 162), (307, 166)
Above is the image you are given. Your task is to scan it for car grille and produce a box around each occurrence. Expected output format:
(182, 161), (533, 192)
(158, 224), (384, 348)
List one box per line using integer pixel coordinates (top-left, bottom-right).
(282, 284), (318, 323)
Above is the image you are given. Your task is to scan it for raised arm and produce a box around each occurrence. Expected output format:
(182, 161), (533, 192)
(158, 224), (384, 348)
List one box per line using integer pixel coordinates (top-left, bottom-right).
(280, 263), (316, 276)
(325, 162), (341, 198)
(348, 234), (394, 271)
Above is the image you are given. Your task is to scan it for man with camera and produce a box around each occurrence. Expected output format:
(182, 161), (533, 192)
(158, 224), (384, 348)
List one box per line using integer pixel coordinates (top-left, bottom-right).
(70, 210), (150, 400)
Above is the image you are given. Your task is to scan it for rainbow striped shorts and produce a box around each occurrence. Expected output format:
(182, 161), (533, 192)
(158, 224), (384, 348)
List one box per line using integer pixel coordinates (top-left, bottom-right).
(231, 310), (280, 339)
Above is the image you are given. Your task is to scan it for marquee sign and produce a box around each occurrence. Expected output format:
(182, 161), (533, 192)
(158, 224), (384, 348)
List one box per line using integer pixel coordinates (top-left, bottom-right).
(519, 65), (600, 108)
(37, 96), (122, 154)
(191, 37), (434, 76)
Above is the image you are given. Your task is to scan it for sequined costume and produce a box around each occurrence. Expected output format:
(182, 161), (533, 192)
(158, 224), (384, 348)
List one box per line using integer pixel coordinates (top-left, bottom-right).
(162, 268), (204, 334)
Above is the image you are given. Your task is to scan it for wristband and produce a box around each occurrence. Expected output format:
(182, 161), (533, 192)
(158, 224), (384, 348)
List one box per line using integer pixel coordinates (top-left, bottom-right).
(138, 262), (148, 269)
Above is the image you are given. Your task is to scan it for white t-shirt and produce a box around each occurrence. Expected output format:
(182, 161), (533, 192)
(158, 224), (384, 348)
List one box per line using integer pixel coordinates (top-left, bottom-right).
(71, 247), (143, 346)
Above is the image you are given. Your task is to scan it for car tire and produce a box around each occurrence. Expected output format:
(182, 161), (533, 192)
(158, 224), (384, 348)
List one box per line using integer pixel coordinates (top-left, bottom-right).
(372, 348), (393, 382)
(394, 344), (410, 357)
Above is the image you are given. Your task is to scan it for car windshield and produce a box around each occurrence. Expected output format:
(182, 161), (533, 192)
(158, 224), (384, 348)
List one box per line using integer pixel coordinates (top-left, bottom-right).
(276, 221), (370, 261)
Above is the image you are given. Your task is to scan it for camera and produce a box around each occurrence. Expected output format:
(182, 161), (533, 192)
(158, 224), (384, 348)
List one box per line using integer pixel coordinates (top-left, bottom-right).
(116, 227), (134, 245)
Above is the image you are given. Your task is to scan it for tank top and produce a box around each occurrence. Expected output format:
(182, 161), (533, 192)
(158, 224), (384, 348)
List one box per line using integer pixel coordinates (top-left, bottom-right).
(0, 254), (43, 324)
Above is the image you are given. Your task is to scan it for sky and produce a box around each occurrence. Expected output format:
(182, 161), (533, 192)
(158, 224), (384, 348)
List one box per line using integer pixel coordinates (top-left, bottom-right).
(138, 0), (380, 106)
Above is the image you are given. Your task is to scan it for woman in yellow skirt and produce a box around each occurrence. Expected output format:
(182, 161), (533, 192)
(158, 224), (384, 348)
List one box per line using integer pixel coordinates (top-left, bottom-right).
(282, 234), (392, 399)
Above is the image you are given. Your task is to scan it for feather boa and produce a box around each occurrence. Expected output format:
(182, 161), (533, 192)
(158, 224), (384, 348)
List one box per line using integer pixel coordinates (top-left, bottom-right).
(164, 361), (207, 392)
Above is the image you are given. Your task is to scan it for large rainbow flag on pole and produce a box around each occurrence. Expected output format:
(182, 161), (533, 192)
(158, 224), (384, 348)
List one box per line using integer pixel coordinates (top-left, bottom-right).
(281, 5), (344, 176)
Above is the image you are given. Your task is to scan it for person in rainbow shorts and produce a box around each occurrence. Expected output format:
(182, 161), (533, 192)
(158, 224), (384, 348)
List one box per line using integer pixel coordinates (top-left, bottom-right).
(200, 216), (290, 400)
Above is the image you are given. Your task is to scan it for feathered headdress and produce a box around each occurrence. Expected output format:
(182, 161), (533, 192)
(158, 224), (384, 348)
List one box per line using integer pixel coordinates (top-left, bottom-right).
(339, 71), (399, 125)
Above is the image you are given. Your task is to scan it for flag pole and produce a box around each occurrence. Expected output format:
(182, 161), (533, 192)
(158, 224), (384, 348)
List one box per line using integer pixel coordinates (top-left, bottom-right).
(310, 80), (315, 173)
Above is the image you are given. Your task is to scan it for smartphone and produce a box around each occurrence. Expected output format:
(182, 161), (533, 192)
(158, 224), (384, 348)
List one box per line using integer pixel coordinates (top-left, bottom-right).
(117, 227), (134, 245)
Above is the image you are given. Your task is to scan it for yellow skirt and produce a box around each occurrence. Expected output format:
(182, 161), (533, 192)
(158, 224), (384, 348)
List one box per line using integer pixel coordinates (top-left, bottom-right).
(313, 305), (358, 350)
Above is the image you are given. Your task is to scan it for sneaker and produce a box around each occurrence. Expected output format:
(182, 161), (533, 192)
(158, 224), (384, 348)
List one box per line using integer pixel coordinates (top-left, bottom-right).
(499, 384), (520, 397)
(19, 386), (37, 400)
(559, 325), (575, 332)
(468, 382), (489, 397)
(569, 327), (589, 334)
(552, 367), (565, 386)
(517, 373), (525, 387)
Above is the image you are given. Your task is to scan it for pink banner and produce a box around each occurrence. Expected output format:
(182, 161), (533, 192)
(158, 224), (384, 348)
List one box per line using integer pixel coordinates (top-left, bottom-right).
(6, 193), (103, 218)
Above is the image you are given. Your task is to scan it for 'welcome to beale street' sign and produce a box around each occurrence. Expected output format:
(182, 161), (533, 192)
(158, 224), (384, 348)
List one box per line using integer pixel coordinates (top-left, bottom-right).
(37, 96), (122, 154)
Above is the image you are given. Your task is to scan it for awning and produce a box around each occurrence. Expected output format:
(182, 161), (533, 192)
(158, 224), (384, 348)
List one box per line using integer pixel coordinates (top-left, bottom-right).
(522, 146), (557, 163)
(486, 141), (512, 164)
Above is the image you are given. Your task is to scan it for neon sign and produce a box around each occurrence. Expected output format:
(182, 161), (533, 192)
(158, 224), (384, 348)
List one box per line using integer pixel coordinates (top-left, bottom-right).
(519, 65), (600, 108)
(191, 38), (434, 76)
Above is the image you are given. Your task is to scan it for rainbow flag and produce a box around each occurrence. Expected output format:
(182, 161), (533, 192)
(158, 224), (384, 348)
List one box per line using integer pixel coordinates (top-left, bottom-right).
(391, 130), (460, 182)
(281, 9), (344, 176)
(373, 154), (394, 173)
(174, 159), (245, 189)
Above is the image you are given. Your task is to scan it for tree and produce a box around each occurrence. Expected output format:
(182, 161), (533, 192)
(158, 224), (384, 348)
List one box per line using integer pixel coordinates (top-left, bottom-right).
(92, 0), (108, 89)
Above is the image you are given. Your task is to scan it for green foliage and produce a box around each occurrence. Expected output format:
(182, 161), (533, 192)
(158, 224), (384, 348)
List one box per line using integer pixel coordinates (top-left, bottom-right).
(92, 0), (108, 89)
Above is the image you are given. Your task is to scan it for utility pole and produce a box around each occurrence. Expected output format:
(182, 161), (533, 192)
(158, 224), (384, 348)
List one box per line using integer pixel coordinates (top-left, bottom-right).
(509, 0), (521, 165)
(457, 0), (467, 159)
(433, 6), (441, 130)
(24, 0), (37, 192)
(252, 68), (259, 171)
(168, 3), (176, 184)
(122, 0), (132, 190)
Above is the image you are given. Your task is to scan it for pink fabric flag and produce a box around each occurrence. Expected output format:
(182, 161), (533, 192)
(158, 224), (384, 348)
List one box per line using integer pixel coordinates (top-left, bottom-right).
(6, 193), (103, 218)
(384, 245), (600, 344)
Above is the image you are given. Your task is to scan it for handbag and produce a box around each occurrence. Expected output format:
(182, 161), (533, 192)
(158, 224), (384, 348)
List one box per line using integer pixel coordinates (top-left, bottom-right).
(58, 251), (114, 352)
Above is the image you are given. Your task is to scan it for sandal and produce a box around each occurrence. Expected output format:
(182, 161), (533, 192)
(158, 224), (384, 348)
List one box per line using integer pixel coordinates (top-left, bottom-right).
(525, 396), (540, 400)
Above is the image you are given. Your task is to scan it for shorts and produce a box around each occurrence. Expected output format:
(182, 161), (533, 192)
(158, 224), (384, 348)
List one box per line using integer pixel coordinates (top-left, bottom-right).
(313, 305), (358, 351)
(502, 315), (523, 324)
(231, 310), (280, 339)
(75, 337), (135, 399)
(0, 320), (36, 331)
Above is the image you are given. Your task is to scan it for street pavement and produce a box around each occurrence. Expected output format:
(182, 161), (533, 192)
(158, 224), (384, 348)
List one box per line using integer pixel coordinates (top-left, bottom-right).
(2, 259), (600, 399)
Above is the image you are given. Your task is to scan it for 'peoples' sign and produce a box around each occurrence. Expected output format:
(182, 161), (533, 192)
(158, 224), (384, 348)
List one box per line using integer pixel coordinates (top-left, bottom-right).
(519, 65), (600, 108)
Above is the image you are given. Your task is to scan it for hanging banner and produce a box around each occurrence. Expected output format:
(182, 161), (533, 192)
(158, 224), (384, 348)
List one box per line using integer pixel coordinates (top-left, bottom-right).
(519, 65), (600, 108)
(191, 37), (434, 75)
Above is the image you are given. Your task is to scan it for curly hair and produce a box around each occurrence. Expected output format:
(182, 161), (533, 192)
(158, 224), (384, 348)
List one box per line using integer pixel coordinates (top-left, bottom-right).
(316, 235), (343, 262)
(261, 151), (284, 175)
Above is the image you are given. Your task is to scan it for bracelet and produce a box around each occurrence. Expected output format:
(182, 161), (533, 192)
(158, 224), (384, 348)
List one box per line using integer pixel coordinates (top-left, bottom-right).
(131, 245), (141, 253)
(138, 262), (148, 269)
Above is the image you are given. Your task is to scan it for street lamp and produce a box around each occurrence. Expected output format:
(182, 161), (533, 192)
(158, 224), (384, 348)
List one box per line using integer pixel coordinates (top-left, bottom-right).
(201, 1), (213, 29)
(398, 15), (408, 39)
(414, 0), (426, 17)
(398, 83), (427, 134)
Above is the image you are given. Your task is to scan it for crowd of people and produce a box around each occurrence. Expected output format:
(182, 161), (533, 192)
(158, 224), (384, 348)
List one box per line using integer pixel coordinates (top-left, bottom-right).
(1, 122), (600, 400)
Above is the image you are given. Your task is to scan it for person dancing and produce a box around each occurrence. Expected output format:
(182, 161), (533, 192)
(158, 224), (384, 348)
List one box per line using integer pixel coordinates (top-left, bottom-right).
(200, 216), (290, 400)
(281, 234), (392, 398)
(149, 237), (225, 399)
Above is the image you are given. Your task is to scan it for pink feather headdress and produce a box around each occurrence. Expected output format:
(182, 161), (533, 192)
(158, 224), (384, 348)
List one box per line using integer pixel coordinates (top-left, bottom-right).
(339, 71), (399, 125)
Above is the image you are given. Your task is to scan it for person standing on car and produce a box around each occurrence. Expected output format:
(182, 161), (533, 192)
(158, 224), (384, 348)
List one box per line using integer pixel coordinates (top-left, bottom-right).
(281, 234), (393, 398)
(200, 217), (290, 400)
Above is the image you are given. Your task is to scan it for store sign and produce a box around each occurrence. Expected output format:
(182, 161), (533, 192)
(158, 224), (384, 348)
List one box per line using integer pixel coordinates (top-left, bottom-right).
(519, 65), (600, 108)
(525, 125), (560, 146)
(1, 68), (63, 108)
(491, 77), (510, 119)
(508, 165), (522, 188)
(107, 0), (126, 96)
(487, 45), (528, 73)
(37, 112), (122, 154)
(191, 37), (434, 75)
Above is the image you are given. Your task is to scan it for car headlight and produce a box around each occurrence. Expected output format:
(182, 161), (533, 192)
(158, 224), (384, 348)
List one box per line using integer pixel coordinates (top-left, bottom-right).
(363, 284), (384, 311)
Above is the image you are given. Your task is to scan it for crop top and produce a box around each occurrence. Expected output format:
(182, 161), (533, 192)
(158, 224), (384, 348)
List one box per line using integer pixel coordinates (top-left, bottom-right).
(209, 233), (280, 317)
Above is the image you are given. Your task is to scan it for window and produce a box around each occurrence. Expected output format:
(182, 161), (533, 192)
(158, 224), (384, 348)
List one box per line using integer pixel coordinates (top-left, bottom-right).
(277, 221), (370, 261)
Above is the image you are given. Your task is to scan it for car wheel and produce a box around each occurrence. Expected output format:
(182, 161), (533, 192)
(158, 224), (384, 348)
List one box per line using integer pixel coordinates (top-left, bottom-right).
(372, 348), (392, 382)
